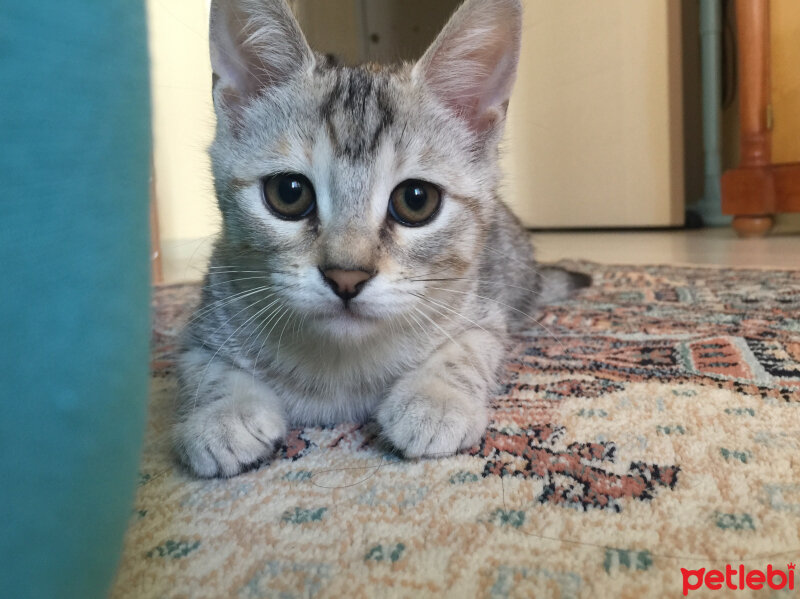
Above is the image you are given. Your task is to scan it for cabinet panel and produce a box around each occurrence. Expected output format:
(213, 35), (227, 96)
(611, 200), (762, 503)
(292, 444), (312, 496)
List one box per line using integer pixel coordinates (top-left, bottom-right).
(771, 0), (800, 164)
(503, 0), (685, 227)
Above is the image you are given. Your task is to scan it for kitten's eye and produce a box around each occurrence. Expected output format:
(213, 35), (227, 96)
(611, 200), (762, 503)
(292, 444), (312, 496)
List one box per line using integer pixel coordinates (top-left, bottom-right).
(388, 179), (441, 226)
(262, 173), (316, 220)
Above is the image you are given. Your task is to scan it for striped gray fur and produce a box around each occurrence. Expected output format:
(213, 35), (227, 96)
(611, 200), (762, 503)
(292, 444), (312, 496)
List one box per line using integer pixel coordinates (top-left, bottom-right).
(175, 0), (590, 477)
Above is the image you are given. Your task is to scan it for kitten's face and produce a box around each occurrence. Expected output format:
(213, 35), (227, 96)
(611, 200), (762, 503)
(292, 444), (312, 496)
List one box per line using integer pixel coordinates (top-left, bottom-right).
(208, 0), (521, 339)
(213, 67), (491, 338)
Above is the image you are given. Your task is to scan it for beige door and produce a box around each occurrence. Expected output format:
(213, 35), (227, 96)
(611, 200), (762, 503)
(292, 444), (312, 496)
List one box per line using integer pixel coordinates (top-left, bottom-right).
(771, 0), (800, 165)
(503, 0), (686, 228)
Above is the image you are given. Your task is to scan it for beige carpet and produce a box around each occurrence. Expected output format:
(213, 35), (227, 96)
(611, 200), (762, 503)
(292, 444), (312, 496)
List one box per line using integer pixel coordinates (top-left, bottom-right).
(111, 262), (800, 598)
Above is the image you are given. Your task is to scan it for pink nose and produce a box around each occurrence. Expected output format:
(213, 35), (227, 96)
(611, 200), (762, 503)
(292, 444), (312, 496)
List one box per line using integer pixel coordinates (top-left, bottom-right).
(321, 268), (374, 301)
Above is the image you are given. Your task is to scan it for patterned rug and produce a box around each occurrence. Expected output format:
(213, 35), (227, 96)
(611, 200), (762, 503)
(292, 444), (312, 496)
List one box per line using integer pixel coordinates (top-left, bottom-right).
(111, 262), (800, 599)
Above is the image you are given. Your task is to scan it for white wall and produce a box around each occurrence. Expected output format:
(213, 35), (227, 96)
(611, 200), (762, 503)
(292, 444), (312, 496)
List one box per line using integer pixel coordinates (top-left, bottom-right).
(148, 0), (219, 244)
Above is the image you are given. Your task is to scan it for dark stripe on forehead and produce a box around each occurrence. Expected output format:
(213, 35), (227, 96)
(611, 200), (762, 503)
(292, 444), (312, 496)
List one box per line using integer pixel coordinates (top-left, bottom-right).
(344, 69), (373, 114)
(319, 66), (396, 162)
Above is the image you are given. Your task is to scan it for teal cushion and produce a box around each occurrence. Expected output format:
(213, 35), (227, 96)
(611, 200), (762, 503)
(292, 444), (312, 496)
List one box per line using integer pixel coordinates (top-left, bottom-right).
(0, 2), (151, 598)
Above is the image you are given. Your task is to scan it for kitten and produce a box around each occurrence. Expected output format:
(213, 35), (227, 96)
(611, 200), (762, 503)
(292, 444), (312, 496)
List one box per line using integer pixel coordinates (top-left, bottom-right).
(174, 0), (589, 478)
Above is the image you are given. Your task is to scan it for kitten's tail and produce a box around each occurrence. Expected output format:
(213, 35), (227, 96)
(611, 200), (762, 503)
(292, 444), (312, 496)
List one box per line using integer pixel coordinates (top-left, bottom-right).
(538, 267), (592, 303)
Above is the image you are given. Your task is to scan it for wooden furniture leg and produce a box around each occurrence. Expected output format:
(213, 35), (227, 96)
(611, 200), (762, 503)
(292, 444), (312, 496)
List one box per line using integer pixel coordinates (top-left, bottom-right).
(732, 214), (775, 236)
(722, 0), (775, 237)
(722, 0), (800, 235)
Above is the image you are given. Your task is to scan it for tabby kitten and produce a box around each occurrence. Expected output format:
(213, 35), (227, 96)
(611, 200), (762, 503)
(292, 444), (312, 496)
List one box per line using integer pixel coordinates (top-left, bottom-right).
(175, 0), (589, 477)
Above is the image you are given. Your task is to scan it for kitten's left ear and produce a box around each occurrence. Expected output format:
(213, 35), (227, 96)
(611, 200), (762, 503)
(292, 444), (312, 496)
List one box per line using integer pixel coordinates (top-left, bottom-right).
(413, 0), (522, 135)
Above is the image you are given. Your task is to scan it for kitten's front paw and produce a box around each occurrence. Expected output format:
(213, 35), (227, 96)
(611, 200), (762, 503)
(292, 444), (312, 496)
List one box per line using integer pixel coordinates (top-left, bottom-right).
(377, 386), (489, 459)
(174, 394), (286, 478)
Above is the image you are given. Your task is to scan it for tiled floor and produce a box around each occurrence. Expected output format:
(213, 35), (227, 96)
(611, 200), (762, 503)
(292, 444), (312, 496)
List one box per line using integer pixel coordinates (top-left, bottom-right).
(162, 225), (800, 284)
(533, 226), (800, 270)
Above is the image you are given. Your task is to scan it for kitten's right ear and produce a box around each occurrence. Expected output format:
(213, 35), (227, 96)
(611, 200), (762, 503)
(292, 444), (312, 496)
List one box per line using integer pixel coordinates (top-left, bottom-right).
(209, 0), (313, 121)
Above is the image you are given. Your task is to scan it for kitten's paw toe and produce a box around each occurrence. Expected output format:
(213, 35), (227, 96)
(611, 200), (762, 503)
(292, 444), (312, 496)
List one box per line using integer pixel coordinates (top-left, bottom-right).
(174, 400), (286, 478)
(377, 391), (488, 459)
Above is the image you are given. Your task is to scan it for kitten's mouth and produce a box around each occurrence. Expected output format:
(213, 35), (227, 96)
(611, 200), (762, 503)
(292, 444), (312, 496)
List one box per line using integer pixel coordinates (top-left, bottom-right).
(310, 301), (376, 322)
(309, 302), (382, 339)
(333, 303), (375, 321)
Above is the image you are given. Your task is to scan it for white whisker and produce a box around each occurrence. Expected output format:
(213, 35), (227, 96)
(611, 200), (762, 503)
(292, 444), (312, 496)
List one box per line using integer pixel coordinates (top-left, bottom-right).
(191, 293), (280, 410)
(187, 286), (273, 325)
(426, 286), (567, 352)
